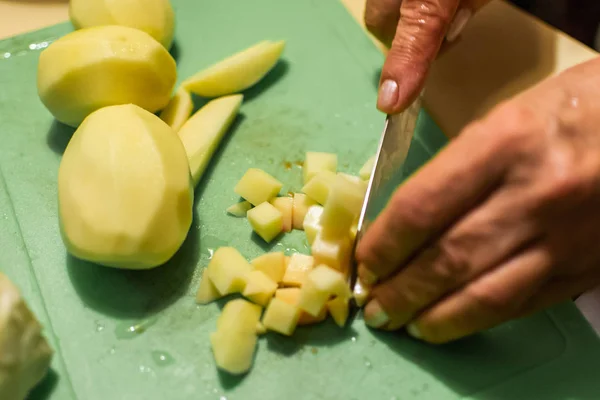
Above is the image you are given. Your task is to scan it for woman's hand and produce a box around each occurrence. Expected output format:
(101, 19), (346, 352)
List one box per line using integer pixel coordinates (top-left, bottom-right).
(356, 56), (600, 343)
(365, 0), (490, 113)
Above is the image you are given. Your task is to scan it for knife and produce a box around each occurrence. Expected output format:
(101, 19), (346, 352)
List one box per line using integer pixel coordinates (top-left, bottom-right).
(348, 94), (423, 308)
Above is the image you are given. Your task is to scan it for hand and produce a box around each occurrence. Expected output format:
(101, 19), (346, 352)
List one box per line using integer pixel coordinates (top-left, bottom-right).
(365, 0), (491, 113)
(356, 56), (600, 343)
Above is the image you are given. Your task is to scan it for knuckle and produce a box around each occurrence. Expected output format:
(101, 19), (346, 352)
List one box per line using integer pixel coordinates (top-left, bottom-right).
(432, 237), (472, 283)
(401, 0), (453, 34)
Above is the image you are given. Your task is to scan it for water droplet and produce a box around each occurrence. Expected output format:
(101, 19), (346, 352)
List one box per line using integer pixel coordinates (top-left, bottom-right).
(3, 52), (11, 59)
(115, 318), (158, 339)
(95, 320), (104, 332)
(139, 365), (154, 374)
(151, 350), (175, 367)
(212, 388), (219, 394)
(201, 235), (228, 259)
(364, 358), (372, 369)
(351, 336), (357, 343)
(108, 347), (116, 355)
(219, 396), (227, 400)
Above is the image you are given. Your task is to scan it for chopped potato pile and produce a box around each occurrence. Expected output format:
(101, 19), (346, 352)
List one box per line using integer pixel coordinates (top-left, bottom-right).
(198, 152), (376, 375)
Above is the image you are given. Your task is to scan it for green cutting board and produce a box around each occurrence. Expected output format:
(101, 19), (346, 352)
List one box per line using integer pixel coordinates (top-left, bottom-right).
(1, 0), (599, 399)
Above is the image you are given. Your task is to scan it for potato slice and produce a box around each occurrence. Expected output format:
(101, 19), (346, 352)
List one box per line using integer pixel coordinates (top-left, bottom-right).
(304, 152), (337, 184)
(292, 193), (317, 230)
(227, 201), (252, 217)
(178, 94), (243, 186)
(301, 171), (336, 205)
(206, 247), (252, 294)
(243, 270), (278, 306)
(359, 155), (376, 180)
(182, 40), (285, 97)
(311, 232), (352, 272)
(195, 270), (221, 304)
(247, 202), (283, 243)
(270, 197), (293, 232)
(235, 168), (283, 206)
(211, 331), (257, 375)
(303, 205), (324, 245)
(327, 297), (350, 327)
(159, 88), (193, 132)
(262, 298), (301, 336)
(251, 252), (286, 283)
(216, 299), (262, 333)
(275, 288), (327, 325)
(282, 254), (314, 287)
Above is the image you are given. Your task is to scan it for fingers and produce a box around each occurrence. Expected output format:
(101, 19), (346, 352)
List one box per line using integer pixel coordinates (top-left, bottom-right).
(356, 122), (507, 286)
(364, 0), (403, 46)
(363, 187), (540, 329)
(405, 245), (552, 343)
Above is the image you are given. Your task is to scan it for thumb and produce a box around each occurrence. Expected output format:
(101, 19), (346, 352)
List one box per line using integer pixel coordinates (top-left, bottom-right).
(377, 0), (464, 114)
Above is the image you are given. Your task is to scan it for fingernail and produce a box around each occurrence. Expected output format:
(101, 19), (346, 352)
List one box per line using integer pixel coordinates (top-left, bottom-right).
(377, 79), (398, 112)
(446, 8), (472, 42)
(364, 300), (390, 328)
(359, 263), (378, 285)
(406, 323), (422, 339)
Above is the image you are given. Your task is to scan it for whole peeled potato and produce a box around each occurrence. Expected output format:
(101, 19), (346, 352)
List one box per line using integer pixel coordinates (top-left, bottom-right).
(37, 25), (176, 127)
(69, 0), (175, 49)
(58, 104), (193, 269)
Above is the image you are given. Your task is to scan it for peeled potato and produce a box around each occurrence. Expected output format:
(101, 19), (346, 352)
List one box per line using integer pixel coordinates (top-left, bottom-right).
(58, 104), (193, 269)
(37, 25), (176, 127)
(69, 0), (175, 48)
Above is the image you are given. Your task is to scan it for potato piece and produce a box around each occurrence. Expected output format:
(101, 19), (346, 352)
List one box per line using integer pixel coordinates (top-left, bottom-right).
(243, 270), (278, 306)
(182, 40), (285, 97)
(216, 299), (262, 333)
(37, 26), (176, 127)
(359, 155), (376, 181)
(159, 88), (193, 132)
(195, 270), (221, 304)
(292, 193), (317, 230)
(227, 201), (252, 217)
(235, 168), (283, 206)
(270, 197), (293, 232)
(58, 104), (192, 269)
(304, 152), (337, 184)
(282, 254), (314, 287)
(327, 297), (350, 327)
(320, 175), (366, 238)
(301, 171), (336, 205)
(210, 330), (257, 375)
(308, 265), (351, 299)
(303, 205), (324, 245)
(69, 0), (175, 48)
(251, 252), (286, 283)
(275, 288), (327, 325)
(247, 202), (283, 243)
(311, 232), (352, 272)
(262, 298), (301, 336)
(297, 279), (330, 317)
(206, 247), (253, 294)
(256, 322), (267, 335)
(178, 94), (243, 186)
(353, 279), (371, 307)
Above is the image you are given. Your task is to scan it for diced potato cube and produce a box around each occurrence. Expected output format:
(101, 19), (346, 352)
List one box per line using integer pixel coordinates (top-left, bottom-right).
(320, 194), (355, 239)
(275, 288), (327, 325)
(206, 247), (253, 294)
(211, 330), (257, 375)
(234, 168), (283, 206)
(251, 252), (286, 283)
(262, 298), (300, 336)
(247, 202), (283, 243)
(304, 152), (337, 184)
(353, 279), (371, 307)
(195, 269), (222, 304)
(226, 201), (252, 217)
(292, 193), (317, 230)
(327, 297), (349, 327)
(270, 196), (293, 232)
(328, 174), (365, 216)
(303, 205), (324, 245)
(359, 155), (376, 181)
(308, 265), (351, 298)
(311, 232), (352, 272)
(159, 87), (193, 132)
(216, 299), (262, 333)
(282, 254), (314, 286)
(297, 279), (330, 317)
(243, 270), (278, 306)
(256, 322), (267, 335)
(301, 171), (336, 205)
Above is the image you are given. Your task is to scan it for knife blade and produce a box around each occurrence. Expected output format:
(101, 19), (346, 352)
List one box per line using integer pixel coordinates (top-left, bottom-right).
(348, 95), (422, 302)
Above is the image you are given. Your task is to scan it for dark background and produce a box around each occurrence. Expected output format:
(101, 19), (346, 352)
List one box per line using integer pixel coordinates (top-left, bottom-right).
(509, 0), (600, 49)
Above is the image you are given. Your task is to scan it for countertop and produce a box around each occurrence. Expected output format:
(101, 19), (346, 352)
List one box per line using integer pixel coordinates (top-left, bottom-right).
(1, 0), (599, 332)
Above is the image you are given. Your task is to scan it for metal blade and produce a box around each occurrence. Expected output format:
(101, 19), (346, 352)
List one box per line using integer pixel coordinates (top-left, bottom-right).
(347, 95), (422, 299)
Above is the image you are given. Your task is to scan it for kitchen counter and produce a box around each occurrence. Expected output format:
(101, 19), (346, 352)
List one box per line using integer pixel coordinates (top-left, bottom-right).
(1, 0), (598, 333)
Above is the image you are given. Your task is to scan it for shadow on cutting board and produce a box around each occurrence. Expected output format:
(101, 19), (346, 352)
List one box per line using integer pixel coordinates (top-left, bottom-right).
(26, 369), (58, 400)
(46, 120), (75, 155)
